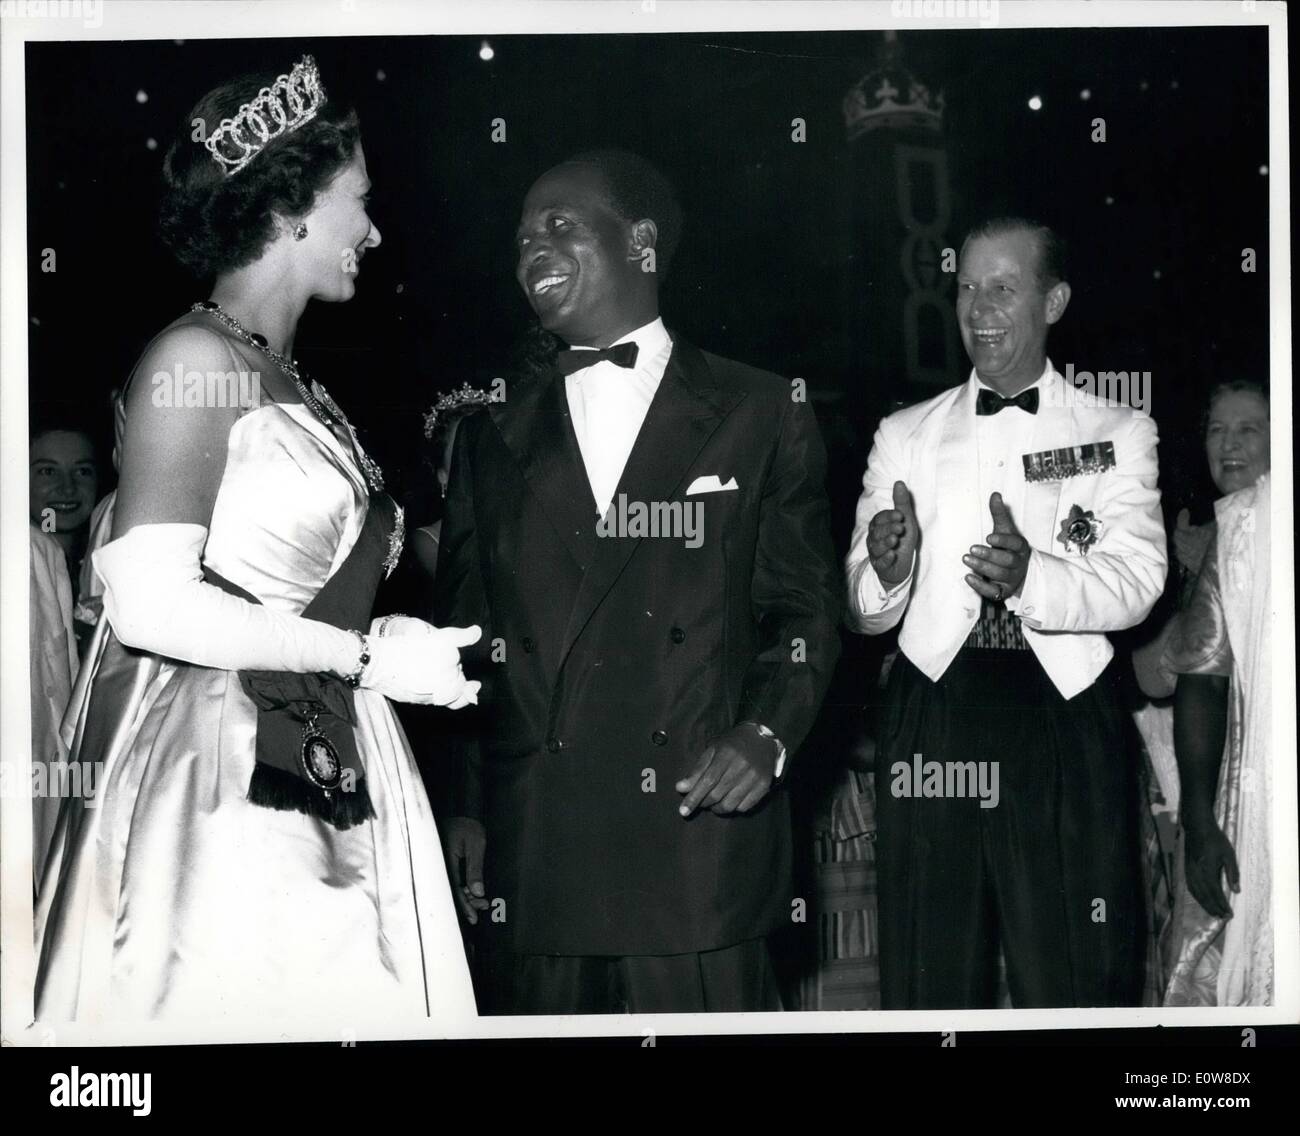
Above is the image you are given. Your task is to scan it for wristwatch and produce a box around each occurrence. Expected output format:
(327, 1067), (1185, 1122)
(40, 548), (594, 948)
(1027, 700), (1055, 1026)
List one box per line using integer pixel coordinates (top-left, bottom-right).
(748, 722), (788, 784)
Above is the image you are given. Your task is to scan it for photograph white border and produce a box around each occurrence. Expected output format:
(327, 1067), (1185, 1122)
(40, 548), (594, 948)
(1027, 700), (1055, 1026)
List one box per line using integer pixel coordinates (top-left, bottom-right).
(2, 0), (1294, 1045)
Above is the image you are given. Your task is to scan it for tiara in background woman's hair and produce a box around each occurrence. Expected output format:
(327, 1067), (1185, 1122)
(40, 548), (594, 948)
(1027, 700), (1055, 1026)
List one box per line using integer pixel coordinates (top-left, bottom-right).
(423, 383), (504, 439)
(203, 55), (328, 176)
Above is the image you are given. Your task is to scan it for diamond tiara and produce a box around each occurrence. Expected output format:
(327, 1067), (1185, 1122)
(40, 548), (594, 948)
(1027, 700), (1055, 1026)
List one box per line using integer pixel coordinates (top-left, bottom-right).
(423, 383), (505, 439)
(203, 54), (328, 176)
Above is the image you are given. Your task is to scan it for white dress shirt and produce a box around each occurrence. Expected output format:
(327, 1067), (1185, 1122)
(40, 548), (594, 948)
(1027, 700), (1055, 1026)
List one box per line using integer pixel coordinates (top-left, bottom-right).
(563, 316), (673, 516)
(973, 363), (1055, 542)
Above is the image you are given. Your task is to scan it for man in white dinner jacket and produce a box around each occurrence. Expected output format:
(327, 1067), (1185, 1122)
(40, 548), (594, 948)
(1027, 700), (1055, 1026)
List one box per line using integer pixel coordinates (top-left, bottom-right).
(845, 217), (1167, 1008)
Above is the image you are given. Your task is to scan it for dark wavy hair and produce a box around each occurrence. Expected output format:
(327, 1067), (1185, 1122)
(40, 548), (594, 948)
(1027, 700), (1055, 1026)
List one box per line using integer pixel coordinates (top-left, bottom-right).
(158, 65), (361, 279)
(29, 413), (106, 494)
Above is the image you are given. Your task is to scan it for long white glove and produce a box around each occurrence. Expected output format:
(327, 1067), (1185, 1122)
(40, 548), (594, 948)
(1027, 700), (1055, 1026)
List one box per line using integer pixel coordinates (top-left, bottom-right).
(97, 523), (480, 706)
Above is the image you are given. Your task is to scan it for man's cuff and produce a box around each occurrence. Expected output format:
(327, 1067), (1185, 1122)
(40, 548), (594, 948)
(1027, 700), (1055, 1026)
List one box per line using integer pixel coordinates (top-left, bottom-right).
(853, 551), (915, 616)
(747, 721), (788, 782)
(1008, 550), (1045, 628)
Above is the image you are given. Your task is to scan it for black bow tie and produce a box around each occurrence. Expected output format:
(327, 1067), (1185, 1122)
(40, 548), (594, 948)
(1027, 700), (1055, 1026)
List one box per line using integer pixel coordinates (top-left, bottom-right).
(556, 342), (639, 377)
(976, 387), (1039, 416)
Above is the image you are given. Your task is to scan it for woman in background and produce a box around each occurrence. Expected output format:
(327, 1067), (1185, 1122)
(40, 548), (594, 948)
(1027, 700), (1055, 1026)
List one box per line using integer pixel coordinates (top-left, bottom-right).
(1162, 470), (1272, 1005)
(29, 423), (101, 624)
(29, 418), (103, 887)
(1129, 380), (1269, 999)
(410, 385), (501, 580)
(1134, 385), (1269, 787)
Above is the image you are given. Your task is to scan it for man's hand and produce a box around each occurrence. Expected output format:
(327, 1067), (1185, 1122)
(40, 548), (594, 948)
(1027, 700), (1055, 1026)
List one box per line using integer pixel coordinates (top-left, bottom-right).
(1173, 508), (1214, 577)
(1183, 812), (1240, 920)
(866, 480), (920, 586)
(676, 724), (779, 817)
(963, 492), (1031, 601)
(442, 816), (489, 924)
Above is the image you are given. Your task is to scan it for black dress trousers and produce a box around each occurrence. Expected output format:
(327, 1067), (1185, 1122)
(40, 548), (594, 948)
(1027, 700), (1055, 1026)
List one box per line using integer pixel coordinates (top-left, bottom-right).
(875, 648), (1144, 1009)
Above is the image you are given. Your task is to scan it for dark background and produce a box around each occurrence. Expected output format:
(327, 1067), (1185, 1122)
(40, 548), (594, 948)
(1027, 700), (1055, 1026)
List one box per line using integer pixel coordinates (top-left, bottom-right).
(26, 26), (1270, 529)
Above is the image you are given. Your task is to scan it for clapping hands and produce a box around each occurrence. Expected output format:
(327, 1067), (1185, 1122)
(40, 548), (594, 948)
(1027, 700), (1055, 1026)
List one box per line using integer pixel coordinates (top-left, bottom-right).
(867, 481), (920, 586)
(963, 492), (1031, 602)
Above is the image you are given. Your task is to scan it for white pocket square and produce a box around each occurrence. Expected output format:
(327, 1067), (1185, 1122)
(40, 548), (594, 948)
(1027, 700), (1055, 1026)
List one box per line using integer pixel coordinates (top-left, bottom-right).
(686, 475), (738, 496)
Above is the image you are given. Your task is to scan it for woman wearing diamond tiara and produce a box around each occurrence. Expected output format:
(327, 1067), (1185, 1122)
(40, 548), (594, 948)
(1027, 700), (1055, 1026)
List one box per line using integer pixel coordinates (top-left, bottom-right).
(35, 56), (480, 1026)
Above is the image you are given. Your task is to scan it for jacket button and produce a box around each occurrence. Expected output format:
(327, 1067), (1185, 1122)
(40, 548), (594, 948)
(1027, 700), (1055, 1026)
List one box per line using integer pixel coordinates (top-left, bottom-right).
(545, 737), (561, 753)
(670, 627), (686, 644)
(522, 636), (535, 652)
(651, 730), (668, 746)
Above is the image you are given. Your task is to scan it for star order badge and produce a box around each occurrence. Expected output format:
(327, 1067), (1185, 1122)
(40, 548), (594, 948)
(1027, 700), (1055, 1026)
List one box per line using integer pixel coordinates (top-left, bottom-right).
(1057, 505), (1103, 555)
(299, 712), (344, 797)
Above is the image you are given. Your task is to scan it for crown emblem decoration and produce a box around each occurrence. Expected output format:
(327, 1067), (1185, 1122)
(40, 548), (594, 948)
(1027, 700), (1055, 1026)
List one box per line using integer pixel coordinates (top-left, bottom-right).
(423, 383), (505, 439)
(842, 36), (944, 141)
(204, 55), (328, 176)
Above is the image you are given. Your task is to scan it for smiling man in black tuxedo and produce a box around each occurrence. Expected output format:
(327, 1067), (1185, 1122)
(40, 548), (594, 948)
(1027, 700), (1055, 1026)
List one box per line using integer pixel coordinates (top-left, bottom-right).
(434, 150), (841, 1014)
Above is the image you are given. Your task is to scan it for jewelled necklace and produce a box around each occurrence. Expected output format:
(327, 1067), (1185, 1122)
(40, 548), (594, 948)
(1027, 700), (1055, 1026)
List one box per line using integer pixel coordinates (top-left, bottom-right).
(192, 300), (386, 494)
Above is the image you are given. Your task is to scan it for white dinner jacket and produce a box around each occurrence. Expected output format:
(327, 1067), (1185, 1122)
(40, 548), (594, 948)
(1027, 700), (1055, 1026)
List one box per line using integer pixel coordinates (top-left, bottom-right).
(845, 367), (1167, 699)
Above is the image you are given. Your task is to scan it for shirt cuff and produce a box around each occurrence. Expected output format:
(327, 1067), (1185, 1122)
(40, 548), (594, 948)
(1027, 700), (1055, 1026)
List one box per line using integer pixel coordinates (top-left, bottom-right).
(748, 722), (788, 781)
(854, 552), (915, 616)
(1008, 550), (1044, 628)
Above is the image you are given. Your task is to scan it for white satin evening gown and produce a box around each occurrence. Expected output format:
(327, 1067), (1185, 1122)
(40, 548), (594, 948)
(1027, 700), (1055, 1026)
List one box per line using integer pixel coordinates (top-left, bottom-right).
(34, 399), (476, 1027)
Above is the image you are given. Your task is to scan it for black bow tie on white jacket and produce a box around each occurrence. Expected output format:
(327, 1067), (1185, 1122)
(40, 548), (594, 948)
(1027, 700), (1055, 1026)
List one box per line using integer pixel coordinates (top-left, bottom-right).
(975, 387), (1039, 416)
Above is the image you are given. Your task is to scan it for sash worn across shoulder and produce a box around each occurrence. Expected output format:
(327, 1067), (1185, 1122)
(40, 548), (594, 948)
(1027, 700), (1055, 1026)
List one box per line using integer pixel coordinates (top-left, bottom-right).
(203, 493), (399, 829)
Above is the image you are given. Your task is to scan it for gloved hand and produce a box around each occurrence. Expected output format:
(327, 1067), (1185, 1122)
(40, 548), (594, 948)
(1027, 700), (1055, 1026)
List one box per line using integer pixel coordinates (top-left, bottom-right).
(360, 620), (481, 708)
